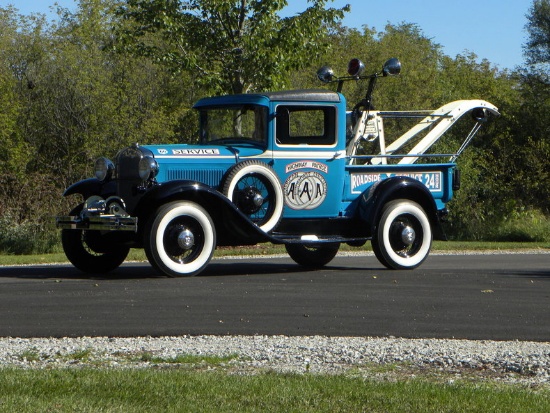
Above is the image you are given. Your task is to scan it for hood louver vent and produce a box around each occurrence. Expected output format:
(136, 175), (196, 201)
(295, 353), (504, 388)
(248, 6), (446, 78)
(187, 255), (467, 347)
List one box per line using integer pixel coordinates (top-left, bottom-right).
(166, 169), (225, 187)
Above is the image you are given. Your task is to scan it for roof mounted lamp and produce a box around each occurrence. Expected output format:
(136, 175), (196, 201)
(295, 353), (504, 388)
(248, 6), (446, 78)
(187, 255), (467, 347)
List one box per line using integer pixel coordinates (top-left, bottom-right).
(382, 57), (401, 76)
(317, 57), (401, 92)
(347, 58), (366, 78)
(316, 66), (335, 83)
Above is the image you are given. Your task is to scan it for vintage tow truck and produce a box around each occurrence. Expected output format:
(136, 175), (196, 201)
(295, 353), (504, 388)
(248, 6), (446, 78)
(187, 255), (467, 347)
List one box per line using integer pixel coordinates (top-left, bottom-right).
(56, 58), (499, 277)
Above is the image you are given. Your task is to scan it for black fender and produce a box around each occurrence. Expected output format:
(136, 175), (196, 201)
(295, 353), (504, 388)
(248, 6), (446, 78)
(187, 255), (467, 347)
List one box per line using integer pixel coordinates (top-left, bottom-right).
(358, 176), (446, 240)
(133, 180), (273, 245)
(63, 178), (116, 199)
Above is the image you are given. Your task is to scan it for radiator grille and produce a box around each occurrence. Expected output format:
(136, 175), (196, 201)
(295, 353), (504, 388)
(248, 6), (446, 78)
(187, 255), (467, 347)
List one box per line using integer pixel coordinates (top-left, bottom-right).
(116, 147), (142, 180)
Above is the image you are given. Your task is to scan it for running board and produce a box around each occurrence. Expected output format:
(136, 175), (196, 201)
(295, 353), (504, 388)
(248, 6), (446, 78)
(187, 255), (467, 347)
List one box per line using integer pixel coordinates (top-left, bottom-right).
(270, 234), (369, 245)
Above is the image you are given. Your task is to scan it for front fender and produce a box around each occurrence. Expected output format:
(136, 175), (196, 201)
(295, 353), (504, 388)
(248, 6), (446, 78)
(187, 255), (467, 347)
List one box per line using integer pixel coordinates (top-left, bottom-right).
(359, 176), (446, 240)
(132, 180), (222, 218)
(133, 180), (273, 245)
(63, 178), (116, 199)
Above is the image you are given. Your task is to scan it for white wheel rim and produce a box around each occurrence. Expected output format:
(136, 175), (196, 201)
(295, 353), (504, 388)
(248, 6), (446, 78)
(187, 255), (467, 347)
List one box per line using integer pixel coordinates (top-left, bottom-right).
(382, 203), (431, 268)
(155, 204), (214, 274)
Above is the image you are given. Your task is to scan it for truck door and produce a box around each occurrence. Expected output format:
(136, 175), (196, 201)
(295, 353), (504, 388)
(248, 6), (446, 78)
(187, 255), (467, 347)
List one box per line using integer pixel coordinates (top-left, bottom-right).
(270, 103), (346, 218)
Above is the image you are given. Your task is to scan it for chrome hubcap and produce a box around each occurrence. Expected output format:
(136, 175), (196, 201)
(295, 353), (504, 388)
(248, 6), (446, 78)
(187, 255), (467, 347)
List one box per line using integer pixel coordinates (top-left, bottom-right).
(401, 226), (416, 246)
(177, 228), (195, 250)
(252, 192), (264, 207)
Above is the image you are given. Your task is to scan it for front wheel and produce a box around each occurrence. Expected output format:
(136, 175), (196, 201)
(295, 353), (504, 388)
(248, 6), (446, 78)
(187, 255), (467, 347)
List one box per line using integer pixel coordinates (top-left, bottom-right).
(371, 200), (432, 270)
(61, 228), (129, 274)
(144, 201), (216, 277)
(285, 243), (340, 268)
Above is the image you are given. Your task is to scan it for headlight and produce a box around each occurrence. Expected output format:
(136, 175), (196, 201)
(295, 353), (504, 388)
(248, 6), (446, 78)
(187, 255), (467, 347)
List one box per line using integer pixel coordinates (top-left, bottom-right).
(138, 156), (159, 181)
(94, 157), (114, 182)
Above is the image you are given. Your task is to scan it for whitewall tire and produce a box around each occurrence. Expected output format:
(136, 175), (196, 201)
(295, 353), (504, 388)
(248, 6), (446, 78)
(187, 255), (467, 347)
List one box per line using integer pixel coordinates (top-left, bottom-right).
(145, 201), (216, 277)
(221, 160), (283, 232)
(372, 200), (432, 270)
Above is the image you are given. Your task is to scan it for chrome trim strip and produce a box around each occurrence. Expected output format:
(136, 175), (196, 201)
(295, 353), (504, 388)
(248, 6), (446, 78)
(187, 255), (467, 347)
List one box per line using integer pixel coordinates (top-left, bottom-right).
(55, 215), (138, 232)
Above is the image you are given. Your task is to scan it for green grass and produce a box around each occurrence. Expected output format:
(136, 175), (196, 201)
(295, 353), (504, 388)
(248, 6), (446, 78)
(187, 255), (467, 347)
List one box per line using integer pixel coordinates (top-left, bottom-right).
(0, 368), (547, 413)
(128, 351), (239, 365)
(0, 241), (548, 266)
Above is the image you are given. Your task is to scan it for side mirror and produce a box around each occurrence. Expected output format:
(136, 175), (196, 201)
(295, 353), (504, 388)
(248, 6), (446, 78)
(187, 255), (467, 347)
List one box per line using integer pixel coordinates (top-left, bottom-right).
(316, 66), (335, 83)
(382, 58), (401, 76)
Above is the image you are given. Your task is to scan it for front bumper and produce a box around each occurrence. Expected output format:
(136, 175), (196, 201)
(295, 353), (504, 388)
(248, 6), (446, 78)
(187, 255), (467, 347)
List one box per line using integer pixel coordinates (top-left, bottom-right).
(56, 195), (138, 232)
(55, 215), (138, 231)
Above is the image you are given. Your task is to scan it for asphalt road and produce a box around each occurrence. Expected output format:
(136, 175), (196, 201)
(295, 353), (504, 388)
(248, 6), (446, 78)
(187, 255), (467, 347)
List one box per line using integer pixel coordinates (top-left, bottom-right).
(0, 253), (548, 341)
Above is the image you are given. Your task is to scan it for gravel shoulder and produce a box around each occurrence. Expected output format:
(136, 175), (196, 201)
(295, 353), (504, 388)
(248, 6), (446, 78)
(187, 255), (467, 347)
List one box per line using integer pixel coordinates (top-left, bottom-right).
(1, 335), (549, 388)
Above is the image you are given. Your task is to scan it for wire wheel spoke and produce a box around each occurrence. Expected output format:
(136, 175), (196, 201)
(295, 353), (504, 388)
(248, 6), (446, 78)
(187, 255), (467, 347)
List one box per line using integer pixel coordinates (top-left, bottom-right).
(235, 174), (273, 221)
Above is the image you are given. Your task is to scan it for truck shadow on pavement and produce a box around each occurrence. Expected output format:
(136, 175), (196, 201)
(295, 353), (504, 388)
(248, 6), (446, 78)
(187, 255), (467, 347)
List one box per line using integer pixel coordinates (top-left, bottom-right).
(0, 261), (378, 280)
(514, 270), (550, 278)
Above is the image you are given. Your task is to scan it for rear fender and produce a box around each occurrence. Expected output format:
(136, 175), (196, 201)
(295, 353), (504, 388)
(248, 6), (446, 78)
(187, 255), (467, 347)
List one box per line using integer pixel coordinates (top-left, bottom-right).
(359, 176), (446, 240)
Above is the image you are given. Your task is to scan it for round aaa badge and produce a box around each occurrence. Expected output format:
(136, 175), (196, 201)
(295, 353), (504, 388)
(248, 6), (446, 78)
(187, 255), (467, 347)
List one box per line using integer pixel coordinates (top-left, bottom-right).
(284, 171), (327, 210)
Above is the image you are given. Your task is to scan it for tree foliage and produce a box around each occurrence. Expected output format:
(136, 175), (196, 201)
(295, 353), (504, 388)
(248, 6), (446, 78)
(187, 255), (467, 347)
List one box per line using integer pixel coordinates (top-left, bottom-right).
(525, 0), (550, 68)
(514, 0), (550, 215)
(117, 0), (349, 94)
(442, 0), (550, 240)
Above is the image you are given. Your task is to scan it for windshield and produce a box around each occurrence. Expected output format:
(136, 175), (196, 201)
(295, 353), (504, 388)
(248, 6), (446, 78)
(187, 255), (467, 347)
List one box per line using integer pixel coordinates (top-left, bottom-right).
(199, 105), (268, 146)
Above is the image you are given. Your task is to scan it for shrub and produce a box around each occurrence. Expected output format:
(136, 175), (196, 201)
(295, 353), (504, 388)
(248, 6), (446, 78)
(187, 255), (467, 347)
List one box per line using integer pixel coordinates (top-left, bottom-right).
(486, 208), (550, 242)
(0, 173), (67, 255)
(0, 215), (60, 255)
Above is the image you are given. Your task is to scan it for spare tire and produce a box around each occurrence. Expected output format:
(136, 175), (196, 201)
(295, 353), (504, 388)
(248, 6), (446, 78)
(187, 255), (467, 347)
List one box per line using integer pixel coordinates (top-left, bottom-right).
(221, 160), (283, 232)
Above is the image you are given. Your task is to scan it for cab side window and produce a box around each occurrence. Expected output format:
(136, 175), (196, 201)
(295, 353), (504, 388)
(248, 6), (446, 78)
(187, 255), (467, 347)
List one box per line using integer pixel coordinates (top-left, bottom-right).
(276, 106), (336, 145)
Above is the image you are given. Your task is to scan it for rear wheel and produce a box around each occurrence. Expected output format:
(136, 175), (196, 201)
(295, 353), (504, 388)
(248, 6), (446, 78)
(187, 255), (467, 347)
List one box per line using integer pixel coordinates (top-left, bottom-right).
(285, 243), (340, 268)
(61, 206), (129, 273)
(144, 201), (216, 277)
(371, 200), (432, 269)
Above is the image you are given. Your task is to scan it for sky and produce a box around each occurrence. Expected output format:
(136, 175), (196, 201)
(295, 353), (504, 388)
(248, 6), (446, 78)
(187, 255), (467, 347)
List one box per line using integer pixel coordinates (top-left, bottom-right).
(3, 0), (530, 70)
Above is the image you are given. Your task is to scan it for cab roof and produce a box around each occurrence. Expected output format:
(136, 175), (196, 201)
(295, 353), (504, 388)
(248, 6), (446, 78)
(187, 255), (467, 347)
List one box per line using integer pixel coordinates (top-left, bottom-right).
(193, 89), (342, 108)
(261, 89), (341, 102)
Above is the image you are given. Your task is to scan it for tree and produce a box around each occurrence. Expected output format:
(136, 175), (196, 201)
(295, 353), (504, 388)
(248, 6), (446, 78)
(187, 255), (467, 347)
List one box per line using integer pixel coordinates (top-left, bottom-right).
(0, 6), (42, 177)
(441, 0), (550, 240)
(514, 0), (550, 216)
(12, 0), (196, 183)
(117, 0), (349, 94)
(525, 0), (550, 69)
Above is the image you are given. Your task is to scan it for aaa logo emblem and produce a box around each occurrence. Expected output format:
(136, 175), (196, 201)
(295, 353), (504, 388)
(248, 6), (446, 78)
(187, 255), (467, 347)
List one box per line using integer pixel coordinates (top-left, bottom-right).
(284, 171), (327, 210)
